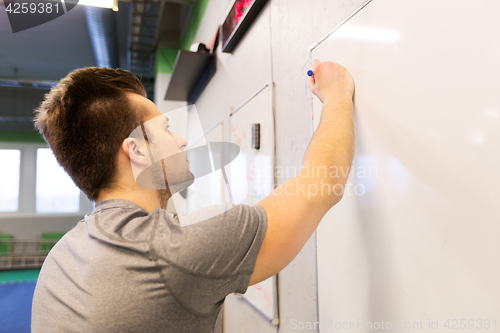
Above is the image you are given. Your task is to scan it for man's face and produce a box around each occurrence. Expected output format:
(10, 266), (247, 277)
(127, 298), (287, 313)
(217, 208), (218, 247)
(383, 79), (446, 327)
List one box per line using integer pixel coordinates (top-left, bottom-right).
(128, 94), (194, 207)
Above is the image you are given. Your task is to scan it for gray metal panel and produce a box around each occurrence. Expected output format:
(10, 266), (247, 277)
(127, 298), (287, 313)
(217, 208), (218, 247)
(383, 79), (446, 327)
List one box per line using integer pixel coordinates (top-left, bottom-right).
(164, 50), (215, 101)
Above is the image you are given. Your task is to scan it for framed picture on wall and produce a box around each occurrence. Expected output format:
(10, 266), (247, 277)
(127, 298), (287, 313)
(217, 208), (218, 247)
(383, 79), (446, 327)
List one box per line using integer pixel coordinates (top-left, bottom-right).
(221, 0), (269, 53)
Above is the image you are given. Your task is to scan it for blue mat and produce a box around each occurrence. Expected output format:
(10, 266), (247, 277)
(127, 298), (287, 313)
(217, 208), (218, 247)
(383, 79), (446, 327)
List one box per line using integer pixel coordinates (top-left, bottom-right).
(0, 281), (37, 333)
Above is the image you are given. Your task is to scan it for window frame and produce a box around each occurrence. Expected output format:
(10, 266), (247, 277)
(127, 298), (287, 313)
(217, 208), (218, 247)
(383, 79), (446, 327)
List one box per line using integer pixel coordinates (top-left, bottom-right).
(0, 142), (93, 218)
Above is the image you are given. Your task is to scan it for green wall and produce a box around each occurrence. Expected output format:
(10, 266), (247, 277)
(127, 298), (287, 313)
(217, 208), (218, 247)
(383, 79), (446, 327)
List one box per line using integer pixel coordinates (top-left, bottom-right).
(0, 131), (45, 143)
(156, 0), (211, 75)
(156, 47), (179, 74)
(179, 0), (211, 51)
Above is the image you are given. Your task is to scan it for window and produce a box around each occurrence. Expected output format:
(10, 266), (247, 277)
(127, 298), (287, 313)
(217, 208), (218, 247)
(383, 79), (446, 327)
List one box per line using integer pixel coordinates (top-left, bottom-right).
(0, 149), (21, 212)
(36, 148), (80, 213)
(0, 143), (92, 216)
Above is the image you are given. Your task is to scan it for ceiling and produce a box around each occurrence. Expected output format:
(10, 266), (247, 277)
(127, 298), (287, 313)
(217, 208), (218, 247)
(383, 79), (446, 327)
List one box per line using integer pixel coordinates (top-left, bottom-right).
(0, 3), (97, 81)
(0, 0), (193, 132)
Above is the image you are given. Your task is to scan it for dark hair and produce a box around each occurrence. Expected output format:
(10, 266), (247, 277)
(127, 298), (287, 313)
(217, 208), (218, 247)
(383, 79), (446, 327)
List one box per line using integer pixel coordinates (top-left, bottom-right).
(34, 67), (147, 201)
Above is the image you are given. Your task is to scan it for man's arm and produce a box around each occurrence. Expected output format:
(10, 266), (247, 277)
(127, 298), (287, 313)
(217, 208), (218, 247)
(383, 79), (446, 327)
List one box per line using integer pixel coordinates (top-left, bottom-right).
(249, 60), (355, 285)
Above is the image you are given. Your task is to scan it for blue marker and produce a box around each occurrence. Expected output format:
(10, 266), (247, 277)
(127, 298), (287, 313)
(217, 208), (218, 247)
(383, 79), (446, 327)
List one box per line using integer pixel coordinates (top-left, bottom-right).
(307, 70), (314, 78)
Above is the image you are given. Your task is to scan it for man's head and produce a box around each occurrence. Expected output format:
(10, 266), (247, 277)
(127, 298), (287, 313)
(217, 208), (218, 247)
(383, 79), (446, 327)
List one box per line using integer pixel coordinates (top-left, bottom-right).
(125, 94), (194, 208)
(34, 67), (192, 206)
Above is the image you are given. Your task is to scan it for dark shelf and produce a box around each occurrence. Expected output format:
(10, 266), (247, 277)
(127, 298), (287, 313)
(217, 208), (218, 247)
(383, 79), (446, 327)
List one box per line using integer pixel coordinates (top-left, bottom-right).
(164, 50), (216, 104)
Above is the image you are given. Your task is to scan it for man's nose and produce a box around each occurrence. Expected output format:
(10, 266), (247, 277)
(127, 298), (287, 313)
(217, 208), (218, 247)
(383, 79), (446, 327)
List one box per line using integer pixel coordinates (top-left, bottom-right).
(172, 131), (188, 151)
(179, 137), (188, 151)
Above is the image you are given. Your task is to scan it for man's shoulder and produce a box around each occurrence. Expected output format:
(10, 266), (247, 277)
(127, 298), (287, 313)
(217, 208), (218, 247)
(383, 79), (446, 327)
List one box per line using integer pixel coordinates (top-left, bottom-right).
(85, 206), (163, 244)
(176, 203), (266, 228)
(177, 203), (236, 227)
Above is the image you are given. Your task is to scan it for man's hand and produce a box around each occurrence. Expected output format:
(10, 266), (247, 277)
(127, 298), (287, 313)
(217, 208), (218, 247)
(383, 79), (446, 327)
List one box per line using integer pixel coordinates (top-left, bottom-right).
(308, 59), (355, 104)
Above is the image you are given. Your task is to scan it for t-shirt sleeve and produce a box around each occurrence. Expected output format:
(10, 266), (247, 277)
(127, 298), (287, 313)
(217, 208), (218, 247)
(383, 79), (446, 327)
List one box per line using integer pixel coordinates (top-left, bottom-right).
(152, 204), (267, 315)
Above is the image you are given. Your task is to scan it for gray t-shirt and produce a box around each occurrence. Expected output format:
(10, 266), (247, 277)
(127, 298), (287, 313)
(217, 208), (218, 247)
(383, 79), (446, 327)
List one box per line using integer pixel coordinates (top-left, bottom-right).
(31, 199), (267, 333)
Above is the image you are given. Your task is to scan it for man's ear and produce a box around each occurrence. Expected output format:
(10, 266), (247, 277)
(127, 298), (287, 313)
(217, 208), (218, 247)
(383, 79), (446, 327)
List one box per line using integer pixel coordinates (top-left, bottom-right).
(122, 138), (149, 166)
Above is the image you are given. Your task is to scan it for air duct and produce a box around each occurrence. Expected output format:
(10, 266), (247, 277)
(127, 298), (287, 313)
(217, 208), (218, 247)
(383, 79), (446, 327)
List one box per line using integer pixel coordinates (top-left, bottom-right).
(84, 6), (119, 68)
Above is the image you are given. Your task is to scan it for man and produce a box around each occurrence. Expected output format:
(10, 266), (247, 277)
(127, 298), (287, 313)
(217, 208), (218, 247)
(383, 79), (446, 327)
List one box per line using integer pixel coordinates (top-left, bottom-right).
(31, 59), (354, 332)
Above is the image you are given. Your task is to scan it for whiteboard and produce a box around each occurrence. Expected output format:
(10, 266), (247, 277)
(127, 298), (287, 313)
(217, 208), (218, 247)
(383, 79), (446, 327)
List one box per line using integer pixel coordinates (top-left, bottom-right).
(311, 0), (500, 330)
(229, 83), (279, 325)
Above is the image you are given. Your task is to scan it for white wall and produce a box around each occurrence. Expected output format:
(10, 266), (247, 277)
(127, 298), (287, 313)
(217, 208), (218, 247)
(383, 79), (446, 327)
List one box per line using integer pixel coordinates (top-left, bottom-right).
(186, 0), (367, 332)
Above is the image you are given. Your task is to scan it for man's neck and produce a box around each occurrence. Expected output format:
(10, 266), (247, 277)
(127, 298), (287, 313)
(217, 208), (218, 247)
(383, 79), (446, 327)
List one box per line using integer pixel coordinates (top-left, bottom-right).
(96, 187), (164, 213)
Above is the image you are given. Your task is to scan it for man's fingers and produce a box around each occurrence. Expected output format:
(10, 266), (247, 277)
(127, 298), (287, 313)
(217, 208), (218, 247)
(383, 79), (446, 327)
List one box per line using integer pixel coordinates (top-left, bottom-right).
(308, 76), (316, 92)
(309, 59), (321, 92)
(312, 59), (321, 72)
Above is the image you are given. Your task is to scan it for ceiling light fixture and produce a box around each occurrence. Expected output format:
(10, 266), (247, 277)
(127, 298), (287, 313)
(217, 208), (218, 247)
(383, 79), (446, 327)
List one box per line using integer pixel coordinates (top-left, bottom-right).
(62, 0), (119, 12)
